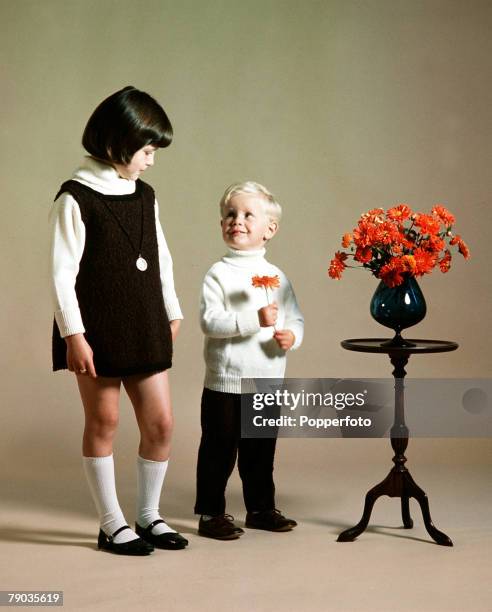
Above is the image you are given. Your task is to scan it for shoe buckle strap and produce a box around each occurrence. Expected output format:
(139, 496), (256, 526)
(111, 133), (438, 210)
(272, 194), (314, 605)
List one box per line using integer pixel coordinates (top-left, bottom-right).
(109, 525), (131, 541)
(145, 519), (165, 531)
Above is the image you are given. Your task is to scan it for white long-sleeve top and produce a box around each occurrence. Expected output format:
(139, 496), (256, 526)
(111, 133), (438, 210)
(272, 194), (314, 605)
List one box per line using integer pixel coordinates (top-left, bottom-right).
(49, 157), (183, 338)
(200, 247), (304, 393)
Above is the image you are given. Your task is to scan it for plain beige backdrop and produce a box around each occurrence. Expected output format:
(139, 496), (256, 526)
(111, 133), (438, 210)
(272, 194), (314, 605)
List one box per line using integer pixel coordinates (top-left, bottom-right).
(1, 1), (491, 611)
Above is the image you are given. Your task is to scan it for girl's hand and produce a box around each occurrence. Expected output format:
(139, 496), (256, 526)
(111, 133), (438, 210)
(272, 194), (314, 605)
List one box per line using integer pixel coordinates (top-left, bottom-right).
(65, 333), (97, 378)
(258, 302), (278, 327)
(273, 329), (295, 351)
(170, 319), (181, 342)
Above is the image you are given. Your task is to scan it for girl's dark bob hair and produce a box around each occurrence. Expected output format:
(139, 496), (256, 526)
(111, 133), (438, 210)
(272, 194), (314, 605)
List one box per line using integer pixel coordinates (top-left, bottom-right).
(82, 86), (173, 164)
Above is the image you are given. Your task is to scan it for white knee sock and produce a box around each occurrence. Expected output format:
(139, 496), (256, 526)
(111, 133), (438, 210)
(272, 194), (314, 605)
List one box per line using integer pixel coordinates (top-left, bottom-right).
(83, 455), (138, 544)
(136, 456), (176, 535)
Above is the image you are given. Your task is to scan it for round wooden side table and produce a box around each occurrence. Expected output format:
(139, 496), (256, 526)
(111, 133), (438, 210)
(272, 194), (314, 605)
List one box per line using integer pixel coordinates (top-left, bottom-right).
(337, 338), (458, 546)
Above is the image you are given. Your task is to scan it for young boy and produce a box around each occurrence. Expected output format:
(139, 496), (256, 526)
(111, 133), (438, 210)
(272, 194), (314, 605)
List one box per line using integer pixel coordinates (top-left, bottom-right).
(195, 181), (304, 540)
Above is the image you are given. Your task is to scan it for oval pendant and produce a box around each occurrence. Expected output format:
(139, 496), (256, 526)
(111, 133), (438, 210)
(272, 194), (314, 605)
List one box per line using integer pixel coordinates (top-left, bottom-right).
(136, 256), (148, 271)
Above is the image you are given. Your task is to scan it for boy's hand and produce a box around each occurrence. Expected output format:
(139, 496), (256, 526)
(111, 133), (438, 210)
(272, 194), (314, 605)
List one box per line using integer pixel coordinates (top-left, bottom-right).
(258, 302), (278, 327)
(65, 333), (97, 378)
(170, 319), (181, 342)
(274, 329), (295, 351)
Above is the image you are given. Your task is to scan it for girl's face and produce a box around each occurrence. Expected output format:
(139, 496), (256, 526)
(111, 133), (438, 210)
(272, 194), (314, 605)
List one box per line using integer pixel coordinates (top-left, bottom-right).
(114, 145), (157, 180)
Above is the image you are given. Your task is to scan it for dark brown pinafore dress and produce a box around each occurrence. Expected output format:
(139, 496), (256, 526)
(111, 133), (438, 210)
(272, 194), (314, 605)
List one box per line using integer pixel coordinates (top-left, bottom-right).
(52, 179), (173, 377)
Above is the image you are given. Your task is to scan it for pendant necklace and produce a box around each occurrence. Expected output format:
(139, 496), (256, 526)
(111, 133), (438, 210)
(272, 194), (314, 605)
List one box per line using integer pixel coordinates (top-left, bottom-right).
(136, 255), (148, 271)
(101, 195), (147, 272)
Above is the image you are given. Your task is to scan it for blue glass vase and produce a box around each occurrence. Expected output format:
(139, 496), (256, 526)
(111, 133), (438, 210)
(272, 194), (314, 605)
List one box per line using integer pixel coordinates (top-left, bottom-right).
(370, 275), (426, 347)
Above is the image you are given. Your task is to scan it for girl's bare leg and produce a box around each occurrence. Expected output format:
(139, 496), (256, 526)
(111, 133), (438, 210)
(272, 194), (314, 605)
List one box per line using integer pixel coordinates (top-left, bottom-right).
(123, 371), (185, 542)
(76, 375), (140, 543)
(77, 375), (121, 456)
(123, 371), (173, 460)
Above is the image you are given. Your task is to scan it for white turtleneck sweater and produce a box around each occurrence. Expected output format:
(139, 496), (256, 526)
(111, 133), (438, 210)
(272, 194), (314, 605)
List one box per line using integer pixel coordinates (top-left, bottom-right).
(49, 157), (183, 338)
(200, 247), (304, 393)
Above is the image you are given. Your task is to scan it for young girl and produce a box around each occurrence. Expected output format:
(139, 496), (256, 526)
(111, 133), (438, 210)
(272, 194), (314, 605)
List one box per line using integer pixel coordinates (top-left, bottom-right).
(50, 86), (187, 556)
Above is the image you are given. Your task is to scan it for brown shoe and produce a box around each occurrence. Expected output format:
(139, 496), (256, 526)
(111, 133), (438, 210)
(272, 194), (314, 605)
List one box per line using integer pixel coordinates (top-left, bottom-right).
(245, 509), (297, 532)
(198, 514), (244, 540)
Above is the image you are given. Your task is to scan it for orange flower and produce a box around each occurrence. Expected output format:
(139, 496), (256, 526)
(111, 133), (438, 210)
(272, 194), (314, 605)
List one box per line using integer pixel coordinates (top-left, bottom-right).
(458, 239), (470, 259)
(387, 204), (412, 222)
(439, 250), (452, 273)
(328, 252), (348, 280)
(341, 232), (353, 248)
(379, 258), (406, 287)
(450, 235), (470, 259)
(252, 275), (280, 289)
(413, 248), (437, 276)
(361, 208), (385, 223)
(354, 246), (372, 263)
(432, 205), (455, 227)
(414, 213), (440, 235)
(420, 234), (445, 253)
(352, 222), (375, 248)
(373, 221), (403, 245)
(401, 254), (417, 274)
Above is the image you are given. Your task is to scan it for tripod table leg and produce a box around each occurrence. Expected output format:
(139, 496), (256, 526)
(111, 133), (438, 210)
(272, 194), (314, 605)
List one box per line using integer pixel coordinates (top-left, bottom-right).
(401, 495), (413, 529)
(337, 479), (388, 542)
(403, 472), (453, 546)
(413, 489), (453, 546)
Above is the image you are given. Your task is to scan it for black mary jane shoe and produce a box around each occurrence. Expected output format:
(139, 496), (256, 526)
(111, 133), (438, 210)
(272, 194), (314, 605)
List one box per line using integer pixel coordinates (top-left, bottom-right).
(135, 519), (189, 550)
(98, 525), (154, 556)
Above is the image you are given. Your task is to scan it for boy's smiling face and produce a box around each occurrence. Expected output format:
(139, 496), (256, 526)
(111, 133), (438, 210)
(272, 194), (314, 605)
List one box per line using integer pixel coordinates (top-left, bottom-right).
(221, 193), (278, 251)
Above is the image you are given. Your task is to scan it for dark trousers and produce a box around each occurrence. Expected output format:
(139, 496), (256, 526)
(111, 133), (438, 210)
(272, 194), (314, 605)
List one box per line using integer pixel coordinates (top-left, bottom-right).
(194, 388), (277, 515)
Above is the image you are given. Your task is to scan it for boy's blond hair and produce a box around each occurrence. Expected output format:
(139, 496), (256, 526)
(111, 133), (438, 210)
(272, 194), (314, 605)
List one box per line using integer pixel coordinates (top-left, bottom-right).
(219, 181), (282, 223)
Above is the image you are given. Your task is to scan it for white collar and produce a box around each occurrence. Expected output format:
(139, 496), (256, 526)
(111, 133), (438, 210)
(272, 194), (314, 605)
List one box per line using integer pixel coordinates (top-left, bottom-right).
(221, 247), (267, 267)
(72, 156), (136, 195)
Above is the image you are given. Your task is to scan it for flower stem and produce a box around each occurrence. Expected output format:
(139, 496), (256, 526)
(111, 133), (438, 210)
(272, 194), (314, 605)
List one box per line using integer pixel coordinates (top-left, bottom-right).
(264, 287), (277, 332)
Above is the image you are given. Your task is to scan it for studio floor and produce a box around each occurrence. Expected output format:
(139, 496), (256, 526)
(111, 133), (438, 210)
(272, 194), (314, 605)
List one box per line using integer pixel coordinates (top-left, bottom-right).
(1, 447), (490, 612)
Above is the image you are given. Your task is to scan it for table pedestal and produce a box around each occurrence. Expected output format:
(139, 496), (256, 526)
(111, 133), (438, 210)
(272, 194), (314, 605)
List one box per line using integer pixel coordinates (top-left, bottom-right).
(337, 352), (453, 546)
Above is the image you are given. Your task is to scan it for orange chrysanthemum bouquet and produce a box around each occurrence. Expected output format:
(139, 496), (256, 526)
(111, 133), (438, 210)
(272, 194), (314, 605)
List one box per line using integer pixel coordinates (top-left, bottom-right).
(329, 204), (470, 346)
(328, 204), (469, 288)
